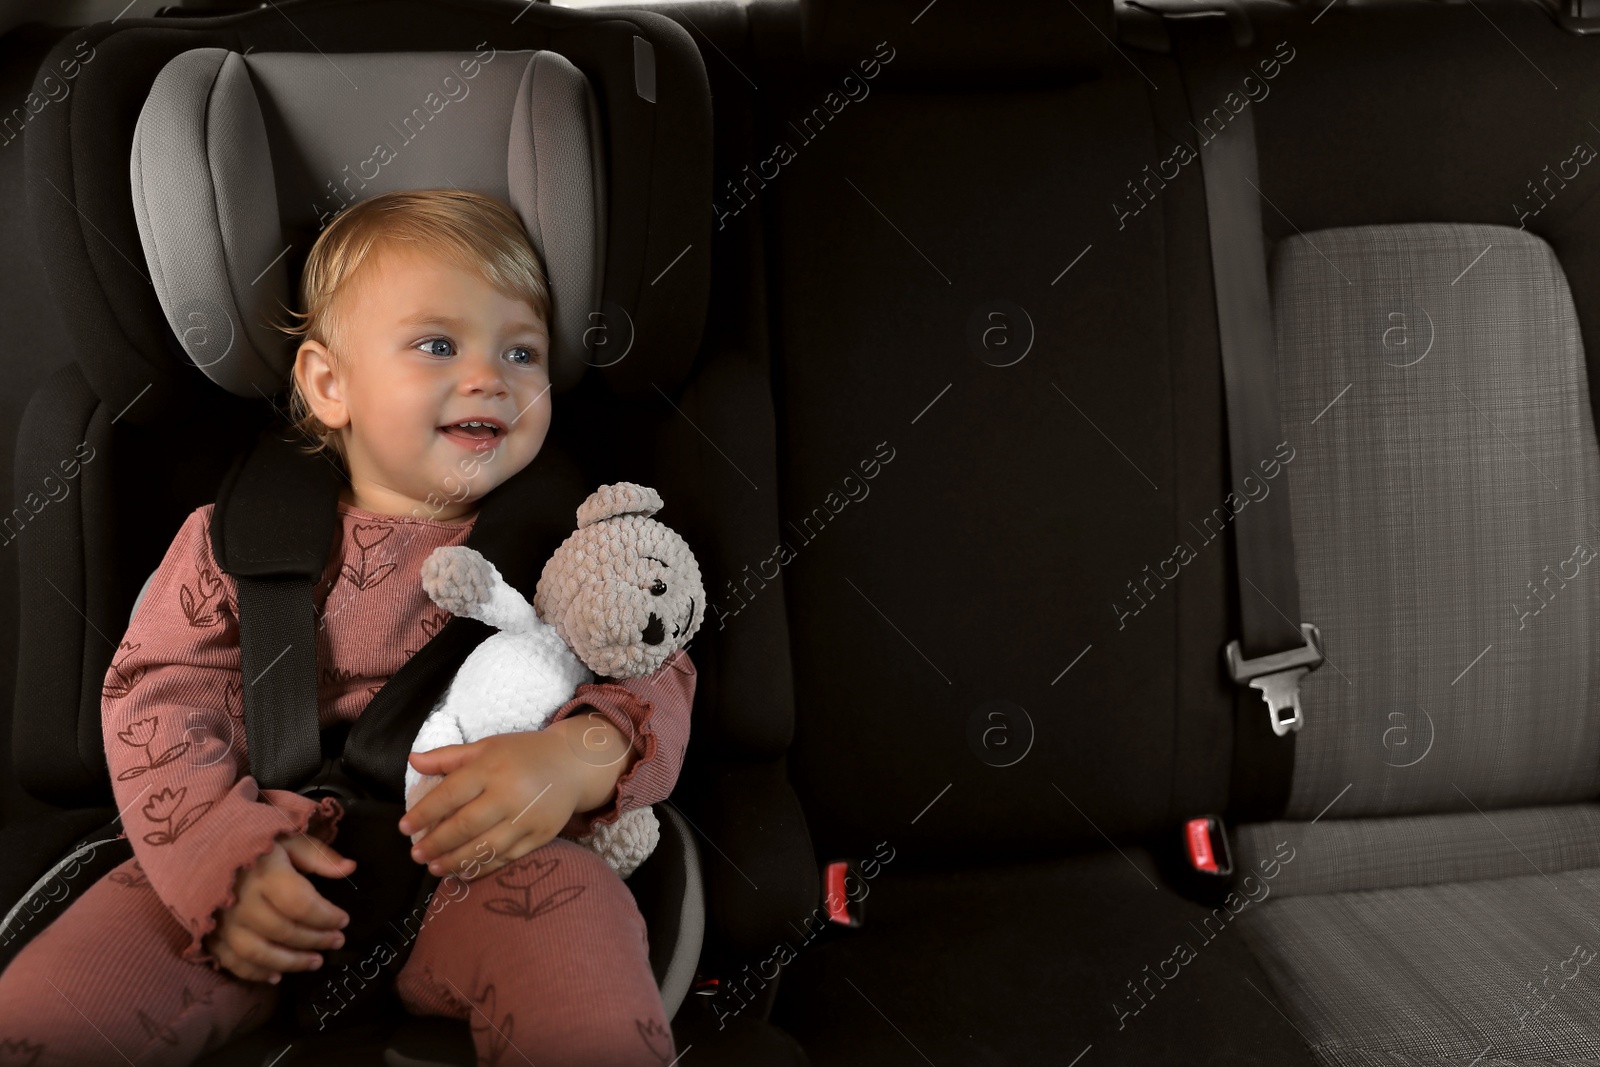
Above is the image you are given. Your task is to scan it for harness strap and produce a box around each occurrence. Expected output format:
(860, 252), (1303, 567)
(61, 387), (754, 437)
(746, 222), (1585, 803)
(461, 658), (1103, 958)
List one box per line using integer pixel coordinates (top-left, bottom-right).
(209, 425), (339, 792)
(210, 421), (587, 800)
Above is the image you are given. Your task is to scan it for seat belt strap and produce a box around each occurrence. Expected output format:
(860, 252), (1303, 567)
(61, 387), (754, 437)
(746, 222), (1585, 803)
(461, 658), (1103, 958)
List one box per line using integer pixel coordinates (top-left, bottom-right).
(1164, 10), (1323, 820)
(231, 578), (322, 791)
(210, 425), (341, 792)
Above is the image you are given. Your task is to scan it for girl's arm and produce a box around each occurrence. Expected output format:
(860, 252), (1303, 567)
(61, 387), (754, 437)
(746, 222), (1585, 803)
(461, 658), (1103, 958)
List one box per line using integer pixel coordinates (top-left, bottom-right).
(545, 647), (696, 838)
(102, 505), (343, 971)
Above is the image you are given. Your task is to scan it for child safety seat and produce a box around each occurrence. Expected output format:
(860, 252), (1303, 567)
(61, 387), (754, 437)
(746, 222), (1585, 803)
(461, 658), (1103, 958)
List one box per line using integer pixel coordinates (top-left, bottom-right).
(0, 1), (711, 1060)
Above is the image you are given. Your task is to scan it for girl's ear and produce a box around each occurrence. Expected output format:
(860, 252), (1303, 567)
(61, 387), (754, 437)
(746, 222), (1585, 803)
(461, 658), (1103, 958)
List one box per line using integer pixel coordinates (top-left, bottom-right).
(296, 339), (350, 430)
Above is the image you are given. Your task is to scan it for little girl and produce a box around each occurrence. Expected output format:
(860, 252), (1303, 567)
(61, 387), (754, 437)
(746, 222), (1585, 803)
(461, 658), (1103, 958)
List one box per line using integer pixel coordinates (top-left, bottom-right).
(0, 189), (694, 1066)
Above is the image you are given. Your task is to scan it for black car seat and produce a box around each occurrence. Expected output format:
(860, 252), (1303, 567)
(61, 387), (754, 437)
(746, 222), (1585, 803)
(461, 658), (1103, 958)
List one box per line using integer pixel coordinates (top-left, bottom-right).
(0, 1), (819, 1063)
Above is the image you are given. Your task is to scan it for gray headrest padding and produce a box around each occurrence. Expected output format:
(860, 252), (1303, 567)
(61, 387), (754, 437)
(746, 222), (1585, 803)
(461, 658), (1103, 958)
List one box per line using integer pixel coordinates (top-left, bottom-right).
(131, 47), (604, 398)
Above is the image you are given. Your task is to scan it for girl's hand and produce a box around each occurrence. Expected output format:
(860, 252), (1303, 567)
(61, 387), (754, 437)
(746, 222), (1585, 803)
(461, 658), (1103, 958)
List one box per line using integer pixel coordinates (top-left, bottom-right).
(204, 834), (354, 984)
(400, 729), (597, 880)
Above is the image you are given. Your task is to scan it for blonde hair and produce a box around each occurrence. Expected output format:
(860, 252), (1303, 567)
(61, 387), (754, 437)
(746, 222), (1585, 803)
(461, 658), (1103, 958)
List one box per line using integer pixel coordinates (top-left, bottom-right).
(271, 188), (551, 465)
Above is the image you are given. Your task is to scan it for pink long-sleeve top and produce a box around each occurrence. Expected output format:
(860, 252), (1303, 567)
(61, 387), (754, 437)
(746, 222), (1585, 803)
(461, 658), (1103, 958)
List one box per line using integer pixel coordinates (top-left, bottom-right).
(101, 500), (695, 970)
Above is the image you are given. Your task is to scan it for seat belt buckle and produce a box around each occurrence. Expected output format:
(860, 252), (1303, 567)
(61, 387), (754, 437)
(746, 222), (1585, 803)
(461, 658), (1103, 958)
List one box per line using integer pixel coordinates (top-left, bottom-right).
(822, 859), (865, 928)
(1225, 622), (1323, 736)
(1183, 815), (1234, 876)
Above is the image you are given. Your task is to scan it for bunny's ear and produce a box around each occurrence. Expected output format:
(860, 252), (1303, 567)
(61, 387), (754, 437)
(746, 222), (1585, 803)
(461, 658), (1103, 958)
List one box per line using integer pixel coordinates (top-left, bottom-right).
(576, 482), (664, 528)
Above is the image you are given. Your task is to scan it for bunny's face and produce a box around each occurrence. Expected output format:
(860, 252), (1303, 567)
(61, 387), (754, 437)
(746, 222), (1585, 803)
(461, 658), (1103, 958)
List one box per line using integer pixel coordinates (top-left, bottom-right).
(534, 484), (704, 679)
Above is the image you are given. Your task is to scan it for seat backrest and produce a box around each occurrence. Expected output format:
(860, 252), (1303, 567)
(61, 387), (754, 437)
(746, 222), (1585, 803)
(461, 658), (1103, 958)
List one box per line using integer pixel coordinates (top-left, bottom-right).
(1274, 222), (1600, 818)
(1191, 0), (1600, 890)
(754, 0), (1600, 873)
(749, 0), (1199, 867)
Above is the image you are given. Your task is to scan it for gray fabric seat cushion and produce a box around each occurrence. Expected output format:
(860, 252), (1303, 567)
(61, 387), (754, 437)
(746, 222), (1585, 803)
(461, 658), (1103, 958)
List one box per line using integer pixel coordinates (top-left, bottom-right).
(1268, 222), (1600, 820)
(1234, 804), (1600, 898)
(1234, 222), (1600, 1064)
(1239, 867), (1600, 1066)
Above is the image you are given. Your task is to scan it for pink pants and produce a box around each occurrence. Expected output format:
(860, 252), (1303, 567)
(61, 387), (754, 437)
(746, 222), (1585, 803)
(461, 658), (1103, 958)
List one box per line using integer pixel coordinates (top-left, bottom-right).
(0, 837), (676, 1066)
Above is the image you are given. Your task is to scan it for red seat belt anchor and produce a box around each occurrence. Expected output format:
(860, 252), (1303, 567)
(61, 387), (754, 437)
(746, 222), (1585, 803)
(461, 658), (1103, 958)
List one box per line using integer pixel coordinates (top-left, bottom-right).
(822, 859), (865, 928)
(1184, 815), (1234, 876)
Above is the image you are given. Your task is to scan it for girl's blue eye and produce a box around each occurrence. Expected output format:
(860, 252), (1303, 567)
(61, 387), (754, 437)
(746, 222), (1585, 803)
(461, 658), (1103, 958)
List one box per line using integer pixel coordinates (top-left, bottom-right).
(418, 338), (540, 364)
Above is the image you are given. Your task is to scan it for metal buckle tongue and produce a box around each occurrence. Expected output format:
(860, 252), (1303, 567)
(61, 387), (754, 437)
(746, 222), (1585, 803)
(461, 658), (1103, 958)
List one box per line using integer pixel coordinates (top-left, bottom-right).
(1224, 623), (1324, 737)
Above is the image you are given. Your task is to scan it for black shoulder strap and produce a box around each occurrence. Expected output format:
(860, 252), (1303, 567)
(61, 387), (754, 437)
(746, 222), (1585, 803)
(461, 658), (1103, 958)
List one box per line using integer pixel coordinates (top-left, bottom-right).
(1165, 10), (1323, 822)
(210, 425), (341, 792)
(211, 420), (591, 802)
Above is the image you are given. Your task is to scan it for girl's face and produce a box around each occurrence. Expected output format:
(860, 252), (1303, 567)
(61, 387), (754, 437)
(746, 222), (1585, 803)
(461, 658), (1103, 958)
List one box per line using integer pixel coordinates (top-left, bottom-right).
(294, 242), (552, 522)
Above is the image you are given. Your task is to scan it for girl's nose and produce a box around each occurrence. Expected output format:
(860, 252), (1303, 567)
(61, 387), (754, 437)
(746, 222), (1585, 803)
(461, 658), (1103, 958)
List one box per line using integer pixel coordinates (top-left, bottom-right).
(458, 351), (509, 396)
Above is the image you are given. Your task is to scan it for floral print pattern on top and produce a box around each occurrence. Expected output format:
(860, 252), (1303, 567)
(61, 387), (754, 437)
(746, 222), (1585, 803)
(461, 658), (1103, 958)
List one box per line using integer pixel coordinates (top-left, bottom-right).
(314, 506), (475, 708)
(341, 523), (398, 591)
(114, 716), (190, 780)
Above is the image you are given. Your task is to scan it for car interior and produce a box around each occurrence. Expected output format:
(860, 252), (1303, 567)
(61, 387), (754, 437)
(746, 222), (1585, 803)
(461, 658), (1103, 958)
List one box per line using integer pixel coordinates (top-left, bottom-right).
(4, 0), (1600, 1063)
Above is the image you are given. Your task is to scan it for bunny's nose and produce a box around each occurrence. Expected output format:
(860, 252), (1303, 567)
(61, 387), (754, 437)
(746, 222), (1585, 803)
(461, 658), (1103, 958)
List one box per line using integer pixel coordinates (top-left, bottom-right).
(642, 613), (666, 645)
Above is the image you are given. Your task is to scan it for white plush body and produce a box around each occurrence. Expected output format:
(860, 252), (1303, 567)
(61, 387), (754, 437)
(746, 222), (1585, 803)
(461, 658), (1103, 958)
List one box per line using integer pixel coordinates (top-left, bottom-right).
(404, 615), (594, 803)
(405, 555), (661, 878)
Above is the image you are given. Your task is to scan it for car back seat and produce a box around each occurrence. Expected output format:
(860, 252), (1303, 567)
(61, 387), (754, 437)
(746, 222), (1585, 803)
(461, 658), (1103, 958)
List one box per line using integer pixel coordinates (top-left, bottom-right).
(724, 0), (1314, 1061)
(1166, 0), (1600, 1060)
(716, 0), (1600, 1062)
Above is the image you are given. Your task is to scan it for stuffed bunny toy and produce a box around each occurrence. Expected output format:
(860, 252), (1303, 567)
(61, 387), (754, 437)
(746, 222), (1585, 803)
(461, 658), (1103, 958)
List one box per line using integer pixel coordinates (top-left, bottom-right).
(405, 482), (704, 878)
